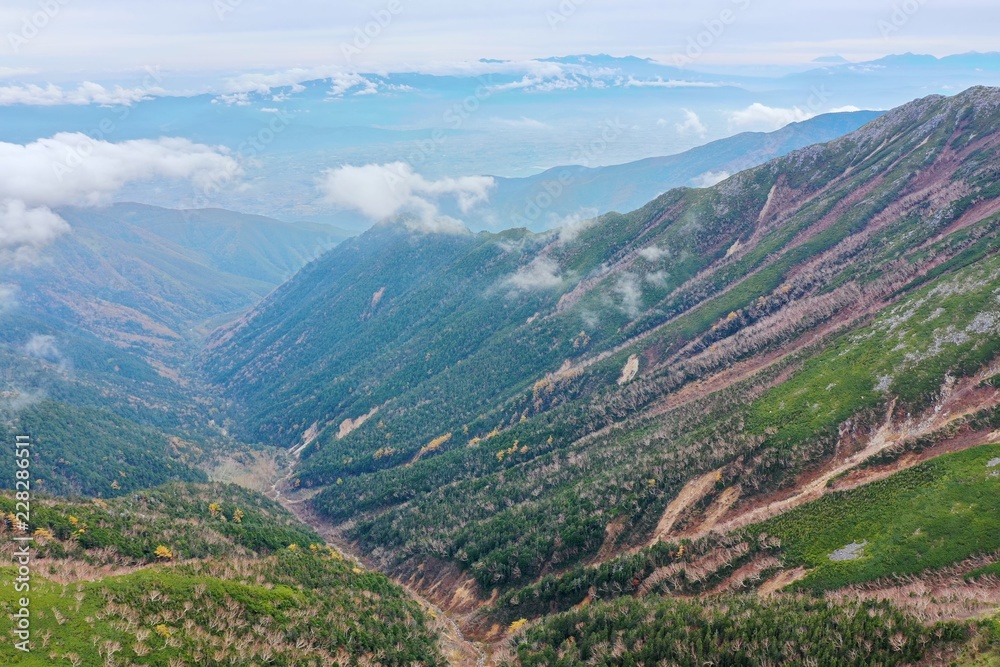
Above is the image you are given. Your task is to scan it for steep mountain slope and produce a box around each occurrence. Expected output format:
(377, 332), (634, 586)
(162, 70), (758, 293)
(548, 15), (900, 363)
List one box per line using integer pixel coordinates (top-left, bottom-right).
(0, 204), (347, 497)
(9, 203), (347, 360)
(204, 86), (1000, 611)
(479, 110), (883, 229)
(0, 401), (207, 498)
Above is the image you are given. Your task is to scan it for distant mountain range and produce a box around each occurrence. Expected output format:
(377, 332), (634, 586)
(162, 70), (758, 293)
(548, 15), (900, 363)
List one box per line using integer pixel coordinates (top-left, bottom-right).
(476, 109), (883, 229)
(7, 203), (348, 359)
(2, 52), (998, 225)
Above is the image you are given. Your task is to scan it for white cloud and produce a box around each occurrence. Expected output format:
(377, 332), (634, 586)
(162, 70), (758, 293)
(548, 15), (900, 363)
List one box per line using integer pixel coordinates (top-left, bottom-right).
(223, 67), (332, 94)
(318, 162), (494, 227)
(222, 67), (397, 99)
(485, 76), (550, 94)
(0, 284), (17, 312)
(828, 105), (864, 114)
(554, 209), (599, 243)
(21, 334), (61, 362)
(675, 109), (708, 137)
(505, 256), (564, 291)
(218, 60), (571, 97)
(0, 134), (240, 208)
(405, 59), (567, 79)
(728, 103), (815, 131)
(0, 133), (239, 259)
(329, 73), (378, 97)
(613, 273), (643, 317)
(645, 270), (669, 287)
(638, 245), (670, 262)
(0, 388), (44, 415)
(690, 171), (731, 188)
(401, 216), (470, 234)
(484, 72), (614, 95)
(215, 92), (251, 106)
(729, 103), (865, 133)
(0, 82), (161, 106)
(625, 77), (720, 89)
(0, 67), (37, 78)
(0, 200), (71, 263)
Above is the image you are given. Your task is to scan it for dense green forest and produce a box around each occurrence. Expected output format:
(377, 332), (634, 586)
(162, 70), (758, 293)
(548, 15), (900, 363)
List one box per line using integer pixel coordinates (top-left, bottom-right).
(507, 596), (970, 667)
(0, 402), (206, 498)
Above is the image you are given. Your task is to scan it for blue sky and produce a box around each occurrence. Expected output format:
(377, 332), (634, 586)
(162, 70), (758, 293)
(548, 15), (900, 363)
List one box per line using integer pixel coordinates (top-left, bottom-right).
(1, 0), (998, 89)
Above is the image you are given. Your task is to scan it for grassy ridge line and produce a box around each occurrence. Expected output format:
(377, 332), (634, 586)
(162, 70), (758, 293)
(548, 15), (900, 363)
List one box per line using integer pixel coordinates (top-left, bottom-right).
(0, 482), (445, 666)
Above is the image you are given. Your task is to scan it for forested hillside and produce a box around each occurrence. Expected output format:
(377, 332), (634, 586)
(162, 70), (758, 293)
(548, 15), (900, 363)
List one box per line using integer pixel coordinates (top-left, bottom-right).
(0, 204), (345, 498)
(11, 203), (347, 361)
(0, 483), (444, 666)
(6, 87), (1000, 666)
(202, 87), (1000, 652)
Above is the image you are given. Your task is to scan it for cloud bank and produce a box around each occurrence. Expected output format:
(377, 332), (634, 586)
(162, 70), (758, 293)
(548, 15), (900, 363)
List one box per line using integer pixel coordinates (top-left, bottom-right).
(691, 171), (731, 188)
(505, 256), (564, 291)
(0, 82), (162, 106)
(0, 200), (70, 262)
(729, 103), (864, 131)
(0, 133), (240, 260)
(318, 162), (494, 231)
(22, 334), (62, 363)
(674, 109), (708, 137)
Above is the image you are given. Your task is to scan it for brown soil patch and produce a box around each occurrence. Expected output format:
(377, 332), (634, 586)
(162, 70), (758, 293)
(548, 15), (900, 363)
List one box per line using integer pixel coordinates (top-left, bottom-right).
(593, 517), (627, 563)
(692, 485), (742, 536)
(758, 566), (808, 597)
(650, 468), (721, 543)
(711, 555), (783, 593)
(207, 449), (283, 494)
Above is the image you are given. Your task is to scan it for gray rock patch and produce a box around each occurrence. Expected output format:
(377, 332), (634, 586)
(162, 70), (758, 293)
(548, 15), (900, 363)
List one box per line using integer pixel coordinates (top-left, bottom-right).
(829, 540), (868, 562)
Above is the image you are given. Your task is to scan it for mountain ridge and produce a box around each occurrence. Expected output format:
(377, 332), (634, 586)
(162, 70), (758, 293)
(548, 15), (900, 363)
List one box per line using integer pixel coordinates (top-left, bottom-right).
(476, 109), (884, 229)
(201, 88), (1000, 632)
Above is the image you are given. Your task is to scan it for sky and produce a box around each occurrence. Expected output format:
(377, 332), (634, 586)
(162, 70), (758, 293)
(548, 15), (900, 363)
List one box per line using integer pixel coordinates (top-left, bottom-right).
(1, 0), (998, 88)
(2, 0), (999, 252)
